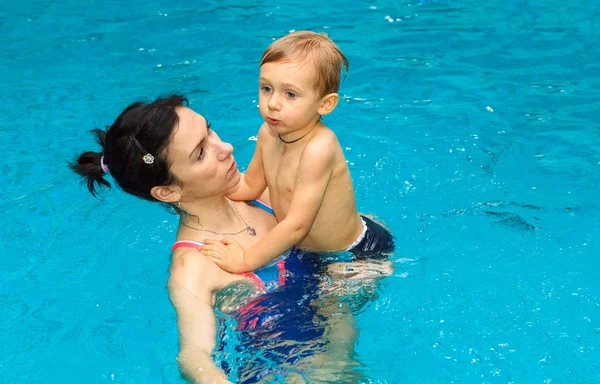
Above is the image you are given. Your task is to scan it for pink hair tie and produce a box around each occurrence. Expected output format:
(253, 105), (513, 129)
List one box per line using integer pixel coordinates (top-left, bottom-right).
(100, 156), (110, 174)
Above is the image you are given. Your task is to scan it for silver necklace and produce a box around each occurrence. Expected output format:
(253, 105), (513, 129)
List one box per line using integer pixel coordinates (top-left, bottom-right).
(181, 200), (256, 236)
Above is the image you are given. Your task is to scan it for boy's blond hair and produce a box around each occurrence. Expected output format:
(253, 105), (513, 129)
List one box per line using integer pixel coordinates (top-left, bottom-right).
(261, 31), (349, 97)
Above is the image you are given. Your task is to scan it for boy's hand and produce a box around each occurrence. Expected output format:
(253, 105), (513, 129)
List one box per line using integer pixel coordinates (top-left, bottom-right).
(199, 238), (247, 273)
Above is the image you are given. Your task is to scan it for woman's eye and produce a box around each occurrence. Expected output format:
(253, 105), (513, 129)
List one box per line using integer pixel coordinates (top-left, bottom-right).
(197, 123), (212, 160)
(286, 91), (296, 99)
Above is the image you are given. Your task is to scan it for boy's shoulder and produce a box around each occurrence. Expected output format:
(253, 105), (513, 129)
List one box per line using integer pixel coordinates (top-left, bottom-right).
(257, 122), (276, 141)
(307, 124), (340, 149)
(301, 125), (341, 162)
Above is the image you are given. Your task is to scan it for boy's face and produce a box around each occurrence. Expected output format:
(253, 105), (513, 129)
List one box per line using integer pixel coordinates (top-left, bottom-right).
(258, 60), (325, 135)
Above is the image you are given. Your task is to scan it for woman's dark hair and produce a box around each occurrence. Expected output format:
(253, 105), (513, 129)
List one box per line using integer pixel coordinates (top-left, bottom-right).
(70, 95), (188, 206)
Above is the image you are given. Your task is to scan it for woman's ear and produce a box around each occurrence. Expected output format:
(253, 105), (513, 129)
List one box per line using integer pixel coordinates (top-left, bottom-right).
(318, 93), (339, 116)
(151, 185), (181, 203)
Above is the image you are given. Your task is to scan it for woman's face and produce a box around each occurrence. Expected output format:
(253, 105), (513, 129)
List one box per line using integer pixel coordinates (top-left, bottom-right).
(167, 106), (240, 200)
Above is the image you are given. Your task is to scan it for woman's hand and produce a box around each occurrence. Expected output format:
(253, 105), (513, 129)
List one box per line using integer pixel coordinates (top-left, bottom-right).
(200, 239), (248, 273)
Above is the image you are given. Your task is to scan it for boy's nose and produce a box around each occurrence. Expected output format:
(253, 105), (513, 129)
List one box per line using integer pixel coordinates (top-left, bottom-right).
(268, 94), (281, 111)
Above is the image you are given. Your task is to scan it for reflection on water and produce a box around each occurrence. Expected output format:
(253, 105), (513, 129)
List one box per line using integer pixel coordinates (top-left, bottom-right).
(214, 254), (394, 383)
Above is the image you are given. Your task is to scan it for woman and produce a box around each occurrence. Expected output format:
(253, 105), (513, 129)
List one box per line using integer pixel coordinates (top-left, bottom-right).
(71, 95), (368, 383)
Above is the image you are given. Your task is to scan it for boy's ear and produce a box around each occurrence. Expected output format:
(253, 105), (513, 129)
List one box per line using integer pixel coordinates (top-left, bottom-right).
(150, 185), (181, 204)
(318, 93), (339, 116)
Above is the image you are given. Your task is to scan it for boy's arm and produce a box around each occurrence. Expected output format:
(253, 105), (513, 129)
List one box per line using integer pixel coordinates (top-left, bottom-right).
(226, 125), (268, 201)
(202, 137), (336, 272)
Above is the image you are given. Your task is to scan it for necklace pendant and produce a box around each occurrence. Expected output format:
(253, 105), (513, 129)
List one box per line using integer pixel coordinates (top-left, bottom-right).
(246, 227), (256, 236)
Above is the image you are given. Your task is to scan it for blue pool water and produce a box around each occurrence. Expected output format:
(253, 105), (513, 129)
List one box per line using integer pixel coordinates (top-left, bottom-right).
(2, 0), (599, 382)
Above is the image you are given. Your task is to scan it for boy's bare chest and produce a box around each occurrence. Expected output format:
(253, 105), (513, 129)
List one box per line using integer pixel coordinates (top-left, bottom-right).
(262, 144), (302, 196)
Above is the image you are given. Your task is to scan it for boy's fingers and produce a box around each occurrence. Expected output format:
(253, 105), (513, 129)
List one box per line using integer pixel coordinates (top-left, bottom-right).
(209, 257), (224, 266)
(221, 238), (235, 245)
(200, 249), (221, 258)
(203, 238), (229, 247)
(201, 243), (224, 253)
(205, 240), (227, 251)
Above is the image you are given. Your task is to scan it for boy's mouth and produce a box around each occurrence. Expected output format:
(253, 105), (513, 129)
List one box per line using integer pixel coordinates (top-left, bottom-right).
(267, 117), (280, 126)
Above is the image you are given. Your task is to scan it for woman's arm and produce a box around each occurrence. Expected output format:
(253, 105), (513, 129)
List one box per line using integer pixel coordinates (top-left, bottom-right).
(168, 251), (233, 384)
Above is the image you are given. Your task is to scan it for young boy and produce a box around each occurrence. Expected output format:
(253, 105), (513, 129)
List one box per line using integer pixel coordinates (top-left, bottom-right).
(201, 31), (394, 273)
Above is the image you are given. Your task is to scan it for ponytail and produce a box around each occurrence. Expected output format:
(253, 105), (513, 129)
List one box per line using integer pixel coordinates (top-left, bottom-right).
(69, 128), (111, 198)
(70, 95), (186, 202)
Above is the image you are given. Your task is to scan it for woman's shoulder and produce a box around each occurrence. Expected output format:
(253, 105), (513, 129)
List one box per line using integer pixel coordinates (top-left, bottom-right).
(168, 248), (233, 296)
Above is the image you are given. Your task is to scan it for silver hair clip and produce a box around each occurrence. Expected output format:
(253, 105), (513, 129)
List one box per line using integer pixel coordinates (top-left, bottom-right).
(129, 135), (154, 165)
(142, 153), (154, 164)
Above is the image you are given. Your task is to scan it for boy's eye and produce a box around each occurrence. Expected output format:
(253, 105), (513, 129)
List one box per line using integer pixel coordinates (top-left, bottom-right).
(285, 91), (297, 99)
(261, 86), (272, 93)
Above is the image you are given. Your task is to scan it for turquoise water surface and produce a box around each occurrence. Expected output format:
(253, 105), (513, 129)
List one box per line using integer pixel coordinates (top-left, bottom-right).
(2, 0), (599, 382)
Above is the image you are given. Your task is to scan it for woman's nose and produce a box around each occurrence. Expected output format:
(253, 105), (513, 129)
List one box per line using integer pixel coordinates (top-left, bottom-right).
(216, 139), (233, 161)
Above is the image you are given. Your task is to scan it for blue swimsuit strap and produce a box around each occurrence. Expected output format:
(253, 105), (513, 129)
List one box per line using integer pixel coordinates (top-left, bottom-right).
(247, 199), (274, 215)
